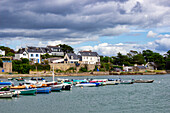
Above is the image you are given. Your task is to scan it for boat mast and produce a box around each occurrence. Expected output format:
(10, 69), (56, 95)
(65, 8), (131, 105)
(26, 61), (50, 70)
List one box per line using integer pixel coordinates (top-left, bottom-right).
(52, 65), (54, 82)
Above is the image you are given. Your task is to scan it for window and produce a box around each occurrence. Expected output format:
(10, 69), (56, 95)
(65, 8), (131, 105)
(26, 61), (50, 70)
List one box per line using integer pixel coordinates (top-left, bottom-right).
(36, 54), (39, 57)
(31, 54), (33, 57)
(23, 54), (26, 56)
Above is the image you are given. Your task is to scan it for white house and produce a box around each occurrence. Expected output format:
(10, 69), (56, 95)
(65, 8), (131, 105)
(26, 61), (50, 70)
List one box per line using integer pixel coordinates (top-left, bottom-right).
(0, 49), (5, 56)
(78, 51), (100, 64)
(47, 46), (64, 56)
(64, 53), (79, 64)
(14, 47), (41, 63)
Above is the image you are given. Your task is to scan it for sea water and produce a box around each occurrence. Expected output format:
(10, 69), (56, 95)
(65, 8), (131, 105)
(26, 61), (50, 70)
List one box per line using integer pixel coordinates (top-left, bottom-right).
(0, 74), (170, 113)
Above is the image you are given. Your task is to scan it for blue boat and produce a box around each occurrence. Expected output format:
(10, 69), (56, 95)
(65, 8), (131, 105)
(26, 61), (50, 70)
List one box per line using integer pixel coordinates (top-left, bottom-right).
(36, 87), (51, 94)
(0, 82), (12, 85)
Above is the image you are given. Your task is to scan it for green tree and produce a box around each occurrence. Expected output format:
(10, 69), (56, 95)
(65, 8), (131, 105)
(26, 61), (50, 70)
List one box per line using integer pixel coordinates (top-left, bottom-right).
(58, 44), (74, 54)
(0, 58), (3, 67)
(6, 52), (15, 56)
(132, 54), (145, 65)
(0, 46), (15, 55)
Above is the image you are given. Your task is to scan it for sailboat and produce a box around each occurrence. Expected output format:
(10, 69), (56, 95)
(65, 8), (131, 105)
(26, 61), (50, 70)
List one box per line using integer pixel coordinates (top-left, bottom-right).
(50, 66), (62, 92)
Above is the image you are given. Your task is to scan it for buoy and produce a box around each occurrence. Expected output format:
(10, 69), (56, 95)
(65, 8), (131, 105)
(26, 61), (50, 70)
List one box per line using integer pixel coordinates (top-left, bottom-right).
(81, 87), (83, 88)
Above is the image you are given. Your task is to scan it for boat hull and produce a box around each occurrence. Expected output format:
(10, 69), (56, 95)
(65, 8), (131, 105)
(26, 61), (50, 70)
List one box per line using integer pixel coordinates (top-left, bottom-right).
(36, 87), (51, 94)
(19, 89), (36, 95)
(134, 80), (154, 83)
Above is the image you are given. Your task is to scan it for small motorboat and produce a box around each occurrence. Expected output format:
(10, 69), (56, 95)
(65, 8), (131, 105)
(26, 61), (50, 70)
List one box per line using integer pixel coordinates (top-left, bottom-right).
(75, 83), (99, 87)
(10, 84), (26, 89)
(50, 84), (63, 92)
(16, 77), (24, 81)
(36, 87), (51, 94)
(0, 86), (10, 91)
(0, 91), (13, 98)
(0, 81), (12, 85)
(105, 81), (119, 85)
(18, 89), (37, 95)
(120, 80), (133, 84)
(134, 79), (154, 83)
(8, 78), (14, 81)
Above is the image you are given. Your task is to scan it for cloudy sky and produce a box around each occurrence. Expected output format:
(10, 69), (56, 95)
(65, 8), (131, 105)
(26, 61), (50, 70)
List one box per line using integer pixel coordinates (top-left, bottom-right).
(0, 0), (170, 56)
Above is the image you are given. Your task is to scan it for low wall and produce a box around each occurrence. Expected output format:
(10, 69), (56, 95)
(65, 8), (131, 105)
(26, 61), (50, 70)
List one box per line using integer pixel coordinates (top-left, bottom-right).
(49, 63), (95, 72)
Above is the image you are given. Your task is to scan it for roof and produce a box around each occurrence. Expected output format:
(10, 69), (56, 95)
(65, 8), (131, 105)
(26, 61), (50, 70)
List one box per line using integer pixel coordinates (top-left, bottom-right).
(79, 51), (99, 56)
(26, 46), (42, 53)
(66, 53), (79, 59)
(136, 66), (146, 69)
(16, 48), (27, 54)
(40, 47), (51, 53)
(47, 46), (63, 52)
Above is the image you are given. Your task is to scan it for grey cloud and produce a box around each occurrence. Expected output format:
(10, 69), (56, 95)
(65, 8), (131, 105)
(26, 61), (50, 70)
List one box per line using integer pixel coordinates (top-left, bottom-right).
(0, 0), (170, 45)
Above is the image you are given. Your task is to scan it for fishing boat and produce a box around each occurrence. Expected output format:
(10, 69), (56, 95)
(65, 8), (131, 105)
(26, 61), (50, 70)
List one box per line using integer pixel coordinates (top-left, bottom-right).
(19, 89), (36, 95)
(0, 91), (13, 98)
(0, 81), (12, 85)
(134, 79), (154, 83)
(36, 87), (51, 94)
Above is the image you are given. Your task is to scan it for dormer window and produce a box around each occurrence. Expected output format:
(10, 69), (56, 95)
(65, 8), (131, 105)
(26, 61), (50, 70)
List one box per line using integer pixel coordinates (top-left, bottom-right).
(23, 54), (26, 56)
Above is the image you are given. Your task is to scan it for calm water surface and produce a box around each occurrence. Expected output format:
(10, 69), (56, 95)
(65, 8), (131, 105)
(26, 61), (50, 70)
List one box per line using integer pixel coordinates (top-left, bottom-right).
(0, 74), (170, 113)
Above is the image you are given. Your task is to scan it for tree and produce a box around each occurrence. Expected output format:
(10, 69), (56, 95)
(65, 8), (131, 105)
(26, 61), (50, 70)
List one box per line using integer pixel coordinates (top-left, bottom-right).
(0, 58), (3, 67)
(58, 44), (74, 53)
(0, 46), (15, 55)
(132, 54), (145, 65)
(6, 52), (15, 56)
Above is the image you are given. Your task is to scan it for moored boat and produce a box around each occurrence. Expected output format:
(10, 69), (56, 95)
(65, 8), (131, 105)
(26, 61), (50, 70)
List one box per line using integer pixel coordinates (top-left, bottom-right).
(0, 91), (13, 98)
(10, 85), (26, 89)
(133, 79), (154, 83)
(105, 81), (119, 85)
(120, 80), (133, 84)
(0, 81), (12, 85)
(36, 87), (51, 94)
(19, 89), (36, 95)
(0, 86), (10, 91)
(50, 84), (63, 92)
(75, 83), (98, 87)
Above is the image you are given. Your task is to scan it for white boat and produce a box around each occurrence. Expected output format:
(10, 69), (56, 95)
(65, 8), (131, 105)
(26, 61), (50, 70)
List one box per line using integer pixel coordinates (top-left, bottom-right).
(105, 81), (119, 85)
(0, 91), (13, 98)
(75, 83), (96, 87)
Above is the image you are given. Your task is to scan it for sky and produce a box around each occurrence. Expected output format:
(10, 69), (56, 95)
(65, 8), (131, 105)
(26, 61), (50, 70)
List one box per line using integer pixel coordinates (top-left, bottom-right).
(0, 0), (170, 56)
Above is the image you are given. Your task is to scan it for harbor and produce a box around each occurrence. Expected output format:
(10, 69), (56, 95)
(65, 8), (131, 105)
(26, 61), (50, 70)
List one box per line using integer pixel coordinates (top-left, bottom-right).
(0, 74), (170, 113)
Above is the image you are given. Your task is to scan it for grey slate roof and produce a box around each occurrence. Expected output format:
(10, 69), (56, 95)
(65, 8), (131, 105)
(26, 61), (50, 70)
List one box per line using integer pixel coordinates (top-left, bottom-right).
(16, 48), (27, 54)
(79, 51), (99, 56)
(26, 46), (42, 53)
(66, 53), (79, 59)
(47, 46), (63, 52)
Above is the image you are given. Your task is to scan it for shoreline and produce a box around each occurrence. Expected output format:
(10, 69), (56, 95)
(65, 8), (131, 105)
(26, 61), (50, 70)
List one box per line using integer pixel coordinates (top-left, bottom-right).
(0, 71), (168, 78)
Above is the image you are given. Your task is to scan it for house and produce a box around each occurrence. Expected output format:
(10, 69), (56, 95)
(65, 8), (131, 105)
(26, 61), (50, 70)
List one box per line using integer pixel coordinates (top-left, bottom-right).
(78, 51), (100, 64)
(64, 53), (79, 64)
(14, 47), (42, 63)
(123, 66), (133, 72)
(47, 46), (64, 56)
(145, 62), (157, 70)
(0, 49), (5, 56)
